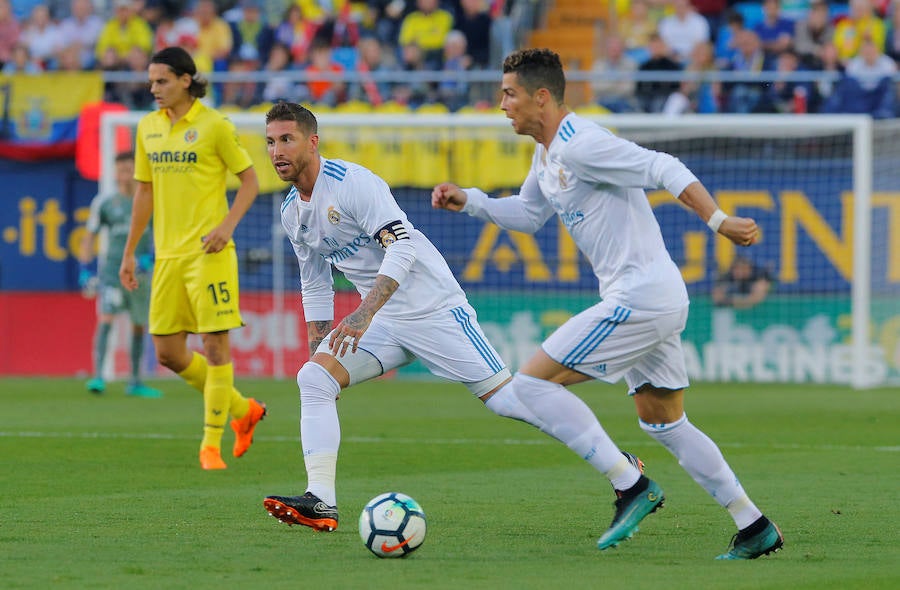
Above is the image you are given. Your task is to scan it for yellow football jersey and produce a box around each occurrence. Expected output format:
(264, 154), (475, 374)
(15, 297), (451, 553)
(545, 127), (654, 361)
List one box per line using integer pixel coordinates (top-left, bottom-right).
(134, 100), (254, 259)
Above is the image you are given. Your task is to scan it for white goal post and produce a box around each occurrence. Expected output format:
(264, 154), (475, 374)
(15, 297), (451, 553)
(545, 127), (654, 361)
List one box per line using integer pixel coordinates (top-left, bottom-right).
(101, 111), (891, 388)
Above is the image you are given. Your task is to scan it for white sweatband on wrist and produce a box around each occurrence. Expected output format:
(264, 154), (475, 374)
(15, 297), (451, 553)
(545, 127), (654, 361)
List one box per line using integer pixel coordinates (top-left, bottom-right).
(707, 209), (728, 233)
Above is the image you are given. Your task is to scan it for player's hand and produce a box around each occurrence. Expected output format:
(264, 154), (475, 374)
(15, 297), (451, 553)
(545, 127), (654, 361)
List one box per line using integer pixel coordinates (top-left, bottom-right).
(431, 183), (468, 212)
(328, 308), (373, 357)
(719, 216), (760, 247)
(119, 256), (138, 291)
(201, 222), (234, 254)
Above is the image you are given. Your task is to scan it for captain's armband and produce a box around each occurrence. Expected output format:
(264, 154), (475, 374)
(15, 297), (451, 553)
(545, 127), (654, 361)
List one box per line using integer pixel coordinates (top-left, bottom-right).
(374, 220), (409, 248)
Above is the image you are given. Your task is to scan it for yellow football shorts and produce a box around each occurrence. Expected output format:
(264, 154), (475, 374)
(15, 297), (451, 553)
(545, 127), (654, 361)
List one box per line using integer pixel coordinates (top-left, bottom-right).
(149, 246), (244, 335)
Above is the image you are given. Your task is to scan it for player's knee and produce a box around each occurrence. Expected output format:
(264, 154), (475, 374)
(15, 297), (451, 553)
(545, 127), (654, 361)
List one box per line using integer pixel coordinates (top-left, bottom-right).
(297, 361), (340, 402)
(155, 349), (182, 372)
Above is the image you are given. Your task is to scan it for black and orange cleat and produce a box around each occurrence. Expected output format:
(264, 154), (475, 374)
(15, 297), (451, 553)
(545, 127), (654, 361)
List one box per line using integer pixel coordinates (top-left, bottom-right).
(263, 492), (339, 532)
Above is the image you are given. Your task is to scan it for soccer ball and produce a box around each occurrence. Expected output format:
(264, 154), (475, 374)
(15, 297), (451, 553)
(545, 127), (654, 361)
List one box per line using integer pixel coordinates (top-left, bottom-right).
(358, 492), (427, 558)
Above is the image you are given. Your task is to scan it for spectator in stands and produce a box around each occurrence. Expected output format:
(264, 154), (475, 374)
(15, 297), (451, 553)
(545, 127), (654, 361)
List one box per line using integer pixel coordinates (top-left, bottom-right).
(815, 41), (846, 105)
(754, 0), (795, 60)
(437, 29), (471, 111)
(347, 35), (398, 105)
(657, 0), (710, 65)
(262, 41), (301, 103)
(794, 0), (835, 69)
(833, 0), (886, 62)
(394, 41), (436, 107)
(635, 32), (682, 113)
(222, 1), (275, 109)
(20, 4), (61, 69)
(0, 0), (21, 69)
(366, 0), (411, 47)
(712, 256), (772, 310)
(55, 42), (85, 72)
(715, 10), (746, 68)
(302, 38), (347, 106)
(722, 29), (770, 113)
(95, 0), (153, 71)
(192, 0), (233, 74)
(692, 0), (729, 41)
(759, 48), (819, 113)
(663, 40), (720, 114)
(618, 0), (657, 64)
(454, 0), (492, 69)
(229, 0), (276, 66)
(320, 0), (363, 50)
(153, 9), (199, 54)
(591, 33), (640, 113)
(398, 0), (454, 70)
(825, 36), (897, 117)
(274, 2), (320, 65)
(1, 42), (42, 74)
(57, 0), (102, 70)
(118, 45), (155, 109)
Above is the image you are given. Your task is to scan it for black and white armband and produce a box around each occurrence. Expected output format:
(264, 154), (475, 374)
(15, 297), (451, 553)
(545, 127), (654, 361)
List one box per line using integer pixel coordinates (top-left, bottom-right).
(374, 219), (410, 248)
(374, 220), (416, 285)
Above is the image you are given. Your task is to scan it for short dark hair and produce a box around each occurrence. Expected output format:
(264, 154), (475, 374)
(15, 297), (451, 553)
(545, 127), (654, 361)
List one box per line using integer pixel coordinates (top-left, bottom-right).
(265, 101), (318, 136)
(502, 48), (566, 103)
(115, 150), (134, 163)
(150, 47), (208, 98)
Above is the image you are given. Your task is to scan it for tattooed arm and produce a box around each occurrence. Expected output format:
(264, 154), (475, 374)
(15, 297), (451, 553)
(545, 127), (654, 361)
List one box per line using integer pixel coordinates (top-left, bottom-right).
(307, 320), (333, 358)
(328, 274), (399, 357)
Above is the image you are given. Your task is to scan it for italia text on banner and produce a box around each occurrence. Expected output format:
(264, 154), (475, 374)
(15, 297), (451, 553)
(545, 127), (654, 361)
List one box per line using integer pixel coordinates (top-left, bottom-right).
(0, 72), (104, 161)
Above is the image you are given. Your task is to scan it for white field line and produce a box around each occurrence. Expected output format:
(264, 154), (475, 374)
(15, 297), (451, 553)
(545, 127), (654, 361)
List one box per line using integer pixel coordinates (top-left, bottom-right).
(0, 430), (896, 452)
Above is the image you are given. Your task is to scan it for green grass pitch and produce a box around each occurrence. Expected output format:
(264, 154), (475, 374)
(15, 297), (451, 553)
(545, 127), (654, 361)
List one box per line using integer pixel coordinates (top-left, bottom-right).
(2, 376), (898, 590)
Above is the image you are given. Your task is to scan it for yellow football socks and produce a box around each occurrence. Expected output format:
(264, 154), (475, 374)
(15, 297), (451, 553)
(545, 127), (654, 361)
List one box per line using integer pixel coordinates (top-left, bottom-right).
(178, 352), (250, 418)
(201, 362), (233, 450)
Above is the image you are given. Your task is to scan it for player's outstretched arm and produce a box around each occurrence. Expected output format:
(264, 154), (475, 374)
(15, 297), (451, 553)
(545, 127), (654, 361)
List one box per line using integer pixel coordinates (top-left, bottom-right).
(431, 182), (468, 212)
(677, 181), (760, 247)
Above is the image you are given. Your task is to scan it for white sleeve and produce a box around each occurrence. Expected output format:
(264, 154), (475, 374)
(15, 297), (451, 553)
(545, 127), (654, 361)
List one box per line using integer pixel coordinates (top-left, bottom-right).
(566, 131), (698, 198)
(285, 228), (335, 322)
(344, 171), (417, 286)
(460, 170), (555, 233)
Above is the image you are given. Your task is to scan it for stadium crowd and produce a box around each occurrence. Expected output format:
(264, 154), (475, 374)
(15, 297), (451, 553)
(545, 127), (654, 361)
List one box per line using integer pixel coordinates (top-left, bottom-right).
(1, 0), (899, 117)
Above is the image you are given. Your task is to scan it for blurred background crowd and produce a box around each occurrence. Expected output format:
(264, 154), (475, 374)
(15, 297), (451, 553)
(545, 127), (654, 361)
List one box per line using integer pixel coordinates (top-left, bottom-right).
(1, 0), (899, 117)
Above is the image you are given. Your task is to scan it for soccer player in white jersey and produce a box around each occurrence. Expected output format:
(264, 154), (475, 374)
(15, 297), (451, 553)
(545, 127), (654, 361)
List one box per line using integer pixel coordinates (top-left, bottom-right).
(260, 101), (644, 534)
(432, 49), (783, 560)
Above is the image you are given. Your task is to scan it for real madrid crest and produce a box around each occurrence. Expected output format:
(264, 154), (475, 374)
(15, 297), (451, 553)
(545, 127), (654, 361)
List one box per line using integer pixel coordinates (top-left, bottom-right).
(327, 206), (341, 225)
(558, 167), (568, 189)
(378, 229), (396, 246)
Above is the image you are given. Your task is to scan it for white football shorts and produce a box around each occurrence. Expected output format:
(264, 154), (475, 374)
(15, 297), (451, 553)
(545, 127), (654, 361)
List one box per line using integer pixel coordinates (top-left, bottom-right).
(542, 300), (690, 394)
(315, 302), (511, 397)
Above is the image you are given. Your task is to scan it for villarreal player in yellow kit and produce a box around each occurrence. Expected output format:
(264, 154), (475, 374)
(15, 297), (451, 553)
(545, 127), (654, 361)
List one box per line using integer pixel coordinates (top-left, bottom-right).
(120, 47), (266, 470)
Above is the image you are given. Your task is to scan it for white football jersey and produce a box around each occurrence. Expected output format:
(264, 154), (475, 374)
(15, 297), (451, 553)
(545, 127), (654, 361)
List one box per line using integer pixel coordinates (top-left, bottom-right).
(465, 113), (696, 312)
(281, 157), (467, 321)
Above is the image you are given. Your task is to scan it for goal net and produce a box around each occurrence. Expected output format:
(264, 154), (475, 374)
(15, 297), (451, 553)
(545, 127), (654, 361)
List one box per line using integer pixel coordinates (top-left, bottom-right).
(100, 111), (897, 388)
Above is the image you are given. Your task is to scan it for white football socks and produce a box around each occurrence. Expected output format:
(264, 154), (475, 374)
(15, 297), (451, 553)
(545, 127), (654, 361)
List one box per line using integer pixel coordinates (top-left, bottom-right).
(640, 414), (762, 529)
(487, 374), (641, 491)
(297, 361), (341, 506)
